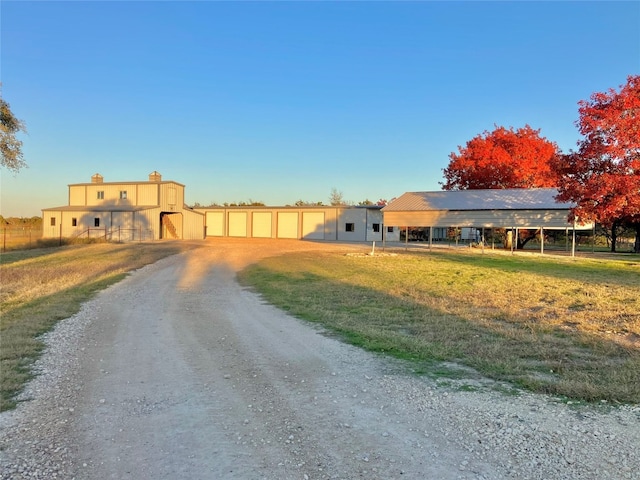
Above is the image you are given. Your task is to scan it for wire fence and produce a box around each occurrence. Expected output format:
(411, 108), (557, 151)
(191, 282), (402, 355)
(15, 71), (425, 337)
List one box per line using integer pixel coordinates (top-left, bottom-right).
(1, 226), (156, 252)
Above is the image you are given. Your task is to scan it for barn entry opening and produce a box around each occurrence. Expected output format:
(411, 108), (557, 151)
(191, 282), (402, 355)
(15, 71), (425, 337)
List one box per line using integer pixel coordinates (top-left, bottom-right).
(160, 212), (181, 239)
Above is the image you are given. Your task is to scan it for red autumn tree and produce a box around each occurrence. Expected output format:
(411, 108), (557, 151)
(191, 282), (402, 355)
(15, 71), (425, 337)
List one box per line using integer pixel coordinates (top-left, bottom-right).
(442, 125), (560, 191)
(552, 75), (640, 253)
(442, 125), (561, 249)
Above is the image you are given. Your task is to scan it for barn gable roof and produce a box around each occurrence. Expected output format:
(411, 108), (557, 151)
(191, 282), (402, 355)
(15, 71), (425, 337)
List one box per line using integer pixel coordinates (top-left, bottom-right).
(382, 188), (574, 212)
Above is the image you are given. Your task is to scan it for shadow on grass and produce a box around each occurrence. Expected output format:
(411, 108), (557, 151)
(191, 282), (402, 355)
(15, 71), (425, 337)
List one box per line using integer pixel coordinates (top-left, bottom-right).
(239, 264), (640, 404)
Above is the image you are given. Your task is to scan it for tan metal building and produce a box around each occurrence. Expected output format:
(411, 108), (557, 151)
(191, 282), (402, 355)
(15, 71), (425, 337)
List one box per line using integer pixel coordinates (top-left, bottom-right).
(42, 172), (205, 241)
(196, 205), (387, 242)
(382, 188), (594, 247)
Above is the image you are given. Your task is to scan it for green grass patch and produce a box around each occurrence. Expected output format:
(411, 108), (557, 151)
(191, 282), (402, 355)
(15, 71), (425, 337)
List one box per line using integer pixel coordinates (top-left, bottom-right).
(239, 249), (640, 403)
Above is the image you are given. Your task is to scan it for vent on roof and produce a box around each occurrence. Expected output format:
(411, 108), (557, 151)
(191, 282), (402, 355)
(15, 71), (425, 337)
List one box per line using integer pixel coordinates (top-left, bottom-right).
(149, 171), (162, 182)
(91, 173), (103, 184)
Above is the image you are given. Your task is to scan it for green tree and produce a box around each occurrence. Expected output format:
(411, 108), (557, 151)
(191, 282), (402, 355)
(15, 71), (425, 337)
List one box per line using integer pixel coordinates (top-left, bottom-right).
(0, 97), (27, 173)
(329, 188), (346, 206)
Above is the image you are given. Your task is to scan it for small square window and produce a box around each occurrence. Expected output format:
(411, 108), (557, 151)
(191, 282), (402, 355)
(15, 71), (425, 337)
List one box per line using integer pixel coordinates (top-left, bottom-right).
(97, 191), (104, 199)
(345, 223), (355, 232)
(372, 223), (380, 233)
(120, 191), (127, 200)
(94, 218), (100, 227)
(72, 218), (77, 226)
(50, 217), (56, 226)
(387, 226), (394, 233)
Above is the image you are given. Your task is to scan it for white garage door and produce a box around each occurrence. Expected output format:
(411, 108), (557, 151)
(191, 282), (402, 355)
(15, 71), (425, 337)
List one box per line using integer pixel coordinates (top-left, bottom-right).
(228, 212), (247, 237)
(277, 212), (298, 239)
(252, 212), (272, 238)
(206, 211), (224, 236)
(302, 212), (325, 239)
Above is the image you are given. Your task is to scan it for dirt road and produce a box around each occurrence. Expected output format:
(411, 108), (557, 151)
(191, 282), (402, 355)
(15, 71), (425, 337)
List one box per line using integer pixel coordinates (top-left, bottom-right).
(1, 239), (638, 479)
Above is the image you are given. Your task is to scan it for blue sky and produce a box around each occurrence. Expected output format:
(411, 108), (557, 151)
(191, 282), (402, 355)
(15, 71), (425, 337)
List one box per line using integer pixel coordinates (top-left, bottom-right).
(1, 1), (639, 217)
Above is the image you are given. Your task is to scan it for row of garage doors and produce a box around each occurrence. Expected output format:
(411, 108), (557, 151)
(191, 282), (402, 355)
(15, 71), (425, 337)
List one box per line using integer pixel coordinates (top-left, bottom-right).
(205, 211), (327, 239)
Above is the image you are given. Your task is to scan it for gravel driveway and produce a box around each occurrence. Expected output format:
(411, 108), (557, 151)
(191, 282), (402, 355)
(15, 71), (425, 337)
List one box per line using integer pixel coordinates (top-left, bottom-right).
(1, 239), (639, 479)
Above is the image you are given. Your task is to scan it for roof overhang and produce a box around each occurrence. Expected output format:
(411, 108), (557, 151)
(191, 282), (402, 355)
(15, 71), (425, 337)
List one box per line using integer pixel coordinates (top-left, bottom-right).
(42, 205), (158, 213)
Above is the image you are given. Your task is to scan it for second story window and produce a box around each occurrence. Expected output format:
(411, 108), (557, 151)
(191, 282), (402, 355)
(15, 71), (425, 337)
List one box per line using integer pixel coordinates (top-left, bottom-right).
(97, 191), (104, 199)
(120, 191), (127, 200)
(346, 223), (355, 232)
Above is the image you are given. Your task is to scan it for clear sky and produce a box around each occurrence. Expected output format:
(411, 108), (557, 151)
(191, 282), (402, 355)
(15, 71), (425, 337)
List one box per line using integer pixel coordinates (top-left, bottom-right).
(1, 1), (639, 217)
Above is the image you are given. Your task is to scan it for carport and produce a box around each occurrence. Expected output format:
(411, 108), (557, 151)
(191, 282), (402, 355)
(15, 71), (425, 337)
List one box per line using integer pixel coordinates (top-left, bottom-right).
(381, 188), (594, 256)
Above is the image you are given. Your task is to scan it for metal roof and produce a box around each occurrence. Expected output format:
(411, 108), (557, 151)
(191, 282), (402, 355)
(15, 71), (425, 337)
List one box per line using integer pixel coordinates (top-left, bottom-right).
(382, 188), (574, 212)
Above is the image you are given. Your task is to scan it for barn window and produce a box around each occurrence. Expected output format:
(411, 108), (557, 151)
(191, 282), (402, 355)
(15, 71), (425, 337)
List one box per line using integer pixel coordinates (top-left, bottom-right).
(387, 226), (394, 233)
(94, 218), (100, 227)
(372, 223), (380, 233)
(50, 217), (56, 226)
(72, 218), (77, 226)
(346, 223), (355, 232)
(120, 190), (127, 200)
(97, 191), (104, 199)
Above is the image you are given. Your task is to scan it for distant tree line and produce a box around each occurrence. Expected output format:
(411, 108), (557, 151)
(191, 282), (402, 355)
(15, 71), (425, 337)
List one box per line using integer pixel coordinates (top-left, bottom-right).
(190, 190), (388, 209)
(0, 216), (42, 227)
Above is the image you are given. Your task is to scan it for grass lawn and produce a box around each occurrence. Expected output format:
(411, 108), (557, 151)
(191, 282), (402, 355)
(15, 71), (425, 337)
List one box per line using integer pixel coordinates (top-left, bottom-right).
(0, 242), (197, 411)
(239, 248), (640, 404)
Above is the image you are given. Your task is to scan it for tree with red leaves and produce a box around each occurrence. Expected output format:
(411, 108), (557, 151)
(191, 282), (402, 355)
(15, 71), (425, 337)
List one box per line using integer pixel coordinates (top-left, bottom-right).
(442, 125), (561, 249)
(442, 125), (560, 191)
(552, 75), (640, 253)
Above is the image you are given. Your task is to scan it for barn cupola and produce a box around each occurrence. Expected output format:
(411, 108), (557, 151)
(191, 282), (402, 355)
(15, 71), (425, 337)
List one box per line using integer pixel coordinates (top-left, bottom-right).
(91, 173), (103, 184)
(149, 171), (162, 182)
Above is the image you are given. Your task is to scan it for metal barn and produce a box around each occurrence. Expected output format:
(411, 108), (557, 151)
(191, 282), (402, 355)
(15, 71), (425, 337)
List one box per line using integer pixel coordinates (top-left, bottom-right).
(41, 172), (205, 241)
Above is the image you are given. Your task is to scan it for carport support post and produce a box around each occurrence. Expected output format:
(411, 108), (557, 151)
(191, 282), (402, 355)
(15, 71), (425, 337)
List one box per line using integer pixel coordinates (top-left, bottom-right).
(429, 226), (433, 250)
(510, 228), (515, 254)
(405, 226), (409, 250)
(571, 223), (576, 258)
(481, 227), (485, 254)
(540, 227), (544, 255)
